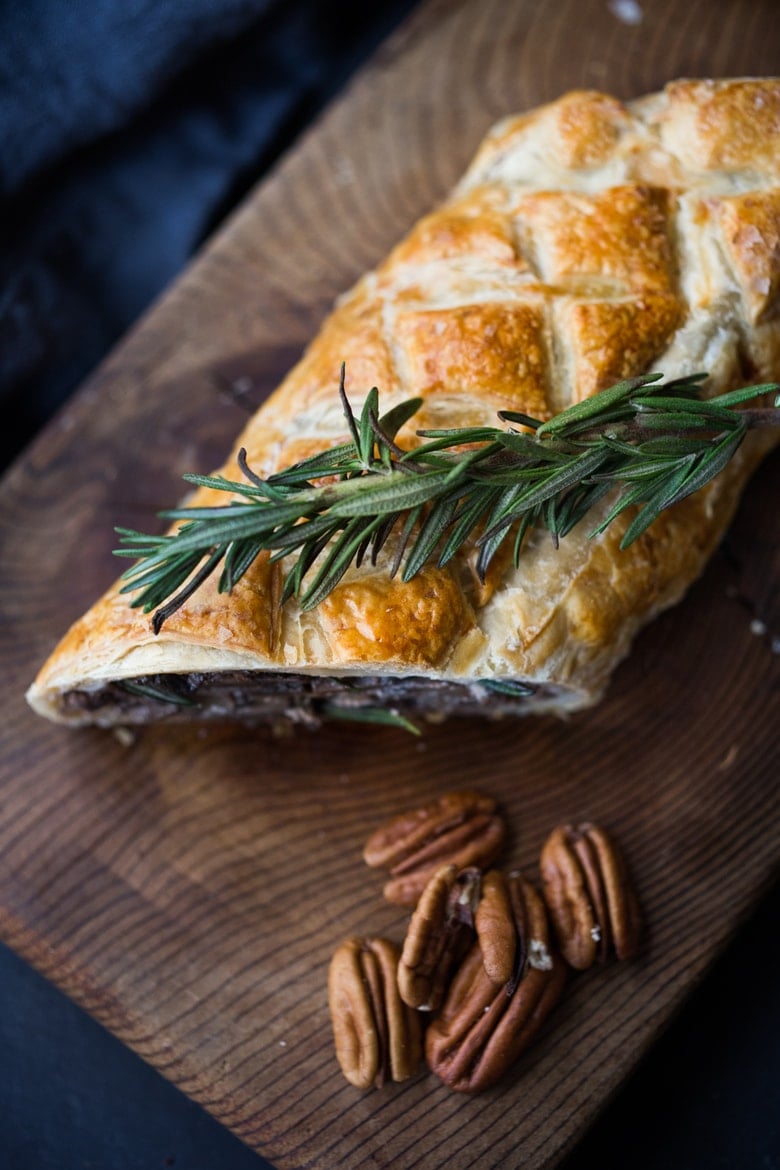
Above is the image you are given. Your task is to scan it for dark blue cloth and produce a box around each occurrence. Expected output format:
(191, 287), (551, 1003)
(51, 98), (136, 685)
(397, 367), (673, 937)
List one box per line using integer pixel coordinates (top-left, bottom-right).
(0, 0), (417, 470)
(0, 0), (275, 194)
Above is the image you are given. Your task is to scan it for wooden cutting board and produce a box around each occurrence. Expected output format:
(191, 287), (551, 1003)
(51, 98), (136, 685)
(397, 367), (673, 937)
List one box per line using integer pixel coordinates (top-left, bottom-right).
(2, 1), (779, 1166)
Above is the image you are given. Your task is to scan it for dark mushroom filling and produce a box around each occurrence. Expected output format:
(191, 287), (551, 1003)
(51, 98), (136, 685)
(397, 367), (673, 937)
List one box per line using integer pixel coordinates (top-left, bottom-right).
(60, 670), (567, 727)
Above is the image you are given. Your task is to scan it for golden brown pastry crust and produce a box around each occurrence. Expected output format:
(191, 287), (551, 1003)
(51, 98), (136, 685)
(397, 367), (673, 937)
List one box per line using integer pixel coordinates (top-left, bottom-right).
(27, 79), (780, 724)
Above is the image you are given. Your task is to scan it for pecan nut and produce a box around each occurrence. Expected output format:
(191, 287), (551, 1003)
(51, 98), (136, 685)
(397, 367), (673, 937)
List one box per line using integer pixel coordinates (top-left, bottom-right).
(328, 937), (422, 1089)
(362, 790), (506, 907)
(475, 869), (516, 986)
(540, 822), (641, 970)
(398, 865), (479, 1012)
(425, 874), (566, 1092)
(398, 865), (516, 1011)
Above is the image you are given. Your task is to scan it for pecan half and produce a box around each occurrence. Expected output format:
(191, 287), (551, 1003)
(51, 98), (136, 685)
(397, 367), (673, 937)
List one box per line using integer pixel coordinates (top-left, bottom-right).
(475, 869), (516, 986)
(363, 790), (506, 907)
(540, 822), (641, 969)
(425, 874), (566, 1092)
(397, 864), (516, 1011)
(328, 937), (422, 1089)
(397, 865), (479, 1012)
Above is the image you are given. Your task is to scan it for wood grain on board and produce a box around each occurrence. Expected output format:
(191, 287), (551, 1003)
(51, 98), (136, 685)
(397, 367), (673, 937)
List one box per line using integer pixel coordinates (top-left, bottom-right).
(1, 0), (779, 1167)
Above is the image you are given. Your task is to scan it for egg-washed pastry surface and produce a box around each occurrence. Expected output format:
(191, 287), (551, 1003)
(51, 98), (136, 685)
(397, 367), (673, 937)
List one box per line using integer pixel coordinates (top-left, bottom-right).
(28, 79), (780, 727)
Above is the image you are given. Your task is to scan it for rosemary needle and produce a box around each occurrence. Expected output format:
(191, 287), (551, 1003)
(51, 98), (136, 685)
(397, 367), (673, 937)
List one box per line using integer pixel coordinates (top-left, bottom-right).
(114, 367), (779, 632)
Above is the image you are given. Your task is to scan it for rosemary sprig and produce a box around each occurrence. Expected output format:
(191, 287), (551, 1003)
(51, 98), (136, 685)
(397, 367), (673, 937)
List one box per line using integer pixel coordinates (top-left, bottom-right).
(115, 367), (779, 632)
(117, 679), (196, 707)
(319, 704), (422, 736)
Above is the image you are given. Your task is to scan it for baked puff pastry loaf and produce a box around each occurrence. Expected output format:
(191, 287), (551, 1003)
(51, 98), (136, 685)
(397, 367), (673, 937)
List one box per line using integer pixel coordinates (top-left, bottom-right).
(28, 79), (780, 728)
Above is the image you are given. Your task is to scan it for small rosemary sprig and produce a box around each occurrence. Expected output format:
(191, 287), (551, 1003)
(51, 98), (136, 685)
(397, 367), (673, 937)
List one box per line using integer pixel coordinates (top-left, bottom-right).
(117, 679), (196, 707)
(114, 367), (779, 633)
(319, 704), (422, 736)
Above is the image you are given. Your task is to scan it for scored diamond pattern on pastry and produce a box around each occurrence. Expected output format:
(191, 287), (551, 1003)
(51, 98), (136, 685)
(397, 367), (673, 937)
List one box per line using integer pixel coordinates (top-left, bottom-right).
(394, 299), (551, 427)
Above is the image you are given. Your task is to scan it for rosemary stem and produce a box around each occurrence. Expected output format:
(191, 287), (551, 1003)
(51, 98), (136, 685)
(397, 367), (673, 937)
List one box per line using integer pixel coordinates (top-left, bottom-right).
(734, 406), (780, 430)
